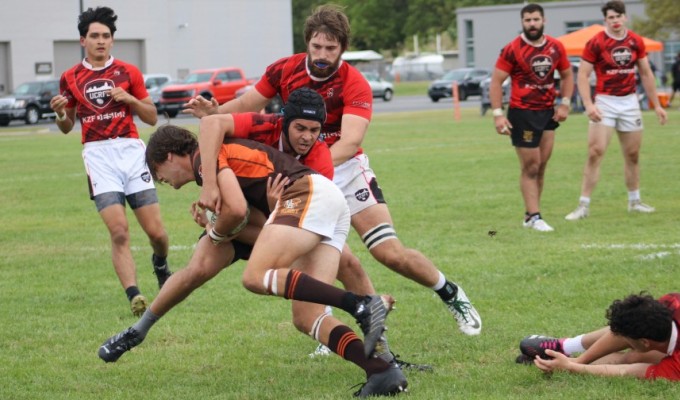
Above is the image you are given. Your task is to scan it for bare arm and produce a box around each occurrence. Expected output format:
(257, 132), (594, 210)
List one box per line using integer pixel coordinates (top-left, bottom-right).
(197, 114), (236, 213)
(554, 66), (574, 122)
(329, 114), (369, 166)
(50, 95), (76, 133)
(573, 329), (630, 364)
(489, 68), (512, 135)
(577, 60), (601, 122)
(184, 87), (270, 118)
(637, 56), (668, 125)
(209, 168), (249, 243)
(535, 349), (649, 378)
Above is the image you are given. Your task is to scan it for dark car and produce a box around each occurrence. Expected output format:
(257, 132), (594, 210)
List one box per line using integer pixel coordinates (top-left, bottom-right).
(0, 79), (60, 126)
(427, 68), (490, 102)
(235, 84), (283, 114)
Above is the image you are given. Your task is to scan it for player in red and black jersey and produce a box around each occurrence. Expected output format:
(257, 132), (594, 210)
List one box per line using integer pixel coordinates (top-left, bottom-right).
(184, 3), (482, 347)
(519, 292), (680, 381)
(49, 7), (171, 316)
(565, 1), (667, 221)
(490, 3), (573, 233)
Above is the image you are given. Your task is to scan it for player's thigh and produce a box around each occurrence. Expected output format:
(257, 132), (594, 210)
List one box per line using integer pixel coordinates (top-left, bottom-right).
(131, 201), (165, 237)
(617, 130), (642, 156)
(587, 122), (614, 153)
(247, 224), (321, 271)
(98, 203), (129, 235)
(350, 203), (394, 237)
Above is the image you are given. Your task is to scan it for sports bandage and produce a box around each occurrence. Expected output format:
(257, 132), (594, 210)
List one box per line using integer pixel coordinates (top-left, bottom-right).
(263, 269), (279, 295)
(308, 309), (332, 341)
(361, 223), (397, 250)
(492, 108), (504, 117)
(208, 228), (227, 245)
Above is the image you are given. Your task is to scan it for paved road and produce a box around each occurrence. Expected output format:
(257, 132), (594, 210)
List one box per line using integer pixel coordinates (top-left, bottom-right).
(0, 95), (484, 132)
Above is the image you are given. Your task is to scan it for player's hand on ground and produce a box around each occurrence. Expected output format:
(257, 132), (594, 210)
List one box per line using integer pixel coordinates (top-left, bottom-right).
(584, 104), (603, 123)
(533, 349), (571, 373)
(494, 116), (512, 135)
(183, 95), (219, 118)
(266, 173), (290, 212)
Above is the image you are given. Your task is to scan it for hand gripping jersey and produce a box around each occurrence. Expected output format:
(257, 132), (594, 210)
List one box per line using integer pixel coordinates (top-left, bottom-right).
(231, 112), (334, 180)
(191, 137), (315, 216)
(60, 57), (149, 144)
(582, 30), (647, 97)
(496, 35), (570, 110)
(645, 293), (680, 381)
(254, 53), (372, 154)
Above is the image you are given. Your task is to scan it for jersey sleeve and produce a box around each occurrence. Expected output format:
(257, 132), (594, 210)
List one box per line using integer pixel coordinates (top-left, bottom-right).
(127, 64), (149, 100)
(342, 68), (372, 121)
(59, 73), (77, 109)
(555, 41), (571, 71)
(302, 141), (334, 180)
(645, 350), (680, 381)
(254, 57), (288, 99)
(495, 44), (515, 74)
(581, 36), (599, 64)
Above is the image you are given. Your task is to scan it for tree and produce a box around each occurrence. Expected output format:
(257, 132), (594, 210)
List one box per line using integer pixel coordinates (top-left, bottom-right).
(631, 0), (680, 40)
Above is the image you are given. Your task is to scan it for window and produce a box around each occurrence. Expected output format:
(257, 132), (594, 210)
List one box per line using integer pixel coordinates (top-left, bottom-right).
(465, 20), (474, 67)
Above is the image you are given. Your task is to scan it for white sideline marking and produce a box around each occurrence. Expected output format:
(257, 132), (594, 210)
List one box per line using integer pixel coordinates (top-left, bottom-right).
(581, 243), (680, 261)
(80, 244), (196, 252)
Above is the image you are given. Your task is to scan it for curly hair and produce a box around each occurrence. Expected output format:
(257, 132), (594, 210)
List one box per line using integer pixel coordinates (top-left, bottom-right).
(607, 292), (672, 342)
(303, 4), (350, 52)
(521, 4), (544, 18)
(145, 125), (198, 181)
(78, 7), (118, 38)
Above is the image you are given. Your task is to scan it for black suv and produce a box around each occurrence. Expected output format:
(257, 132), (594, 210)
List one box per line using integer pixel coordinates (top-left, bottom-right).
(0, 79), (60, 126)
(427, 68), (490, 102)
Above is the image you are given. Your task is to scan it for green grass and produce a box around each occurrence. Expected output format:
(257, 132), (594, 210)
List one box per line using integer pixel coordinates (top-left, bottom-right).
(393, 80), (429, 97)
(1, 107), (680, 399)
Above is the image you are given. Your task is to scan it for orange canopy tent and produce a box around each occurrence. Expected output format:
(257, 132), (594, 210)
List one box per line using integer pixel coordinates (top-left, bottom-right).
(557, 24), (663, 56)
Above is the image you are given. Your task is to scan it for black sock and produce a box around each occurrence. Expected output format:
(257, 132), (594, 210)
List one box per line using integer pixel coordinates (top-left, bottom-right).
(435, 281), (458, 302)
(152, 254), (167, 269)
(525, 212), (541, 222)
(125, 286), (141, 302)
(341, 292), (365, 315)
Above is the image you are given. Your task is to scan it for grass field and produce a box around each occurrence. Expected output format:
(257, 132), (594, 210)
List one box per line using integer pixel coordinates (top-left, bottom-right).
(1, 106), (679, 399)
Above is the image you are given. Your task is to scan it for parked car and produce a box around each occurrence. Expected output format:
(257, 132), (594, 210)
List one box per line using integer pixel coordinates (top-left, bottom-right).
(362, 72), (393, 101)
(234, 84), (283, 114)
(480, 76), (511, 116)
(160, 68), (251, 117)
(143, 73), (173, 112)
(427, 68), (490, 102)
(0, 79), (60, 126)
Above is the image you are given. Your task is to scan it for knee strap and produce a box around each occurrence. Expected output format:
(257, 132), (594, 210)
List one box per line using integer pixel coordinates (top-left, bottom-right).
(263, 269), (279, 295)
(309, 309), (332, 341)
(361, 223), (397, 250)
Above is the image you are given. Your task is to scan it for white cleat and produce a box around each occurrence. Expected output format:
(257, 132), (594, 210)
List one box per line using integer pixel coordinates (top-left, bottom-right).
(565, 204), (589, 221)
(628, 201), (655, 213)
(523, 216), (554, 232)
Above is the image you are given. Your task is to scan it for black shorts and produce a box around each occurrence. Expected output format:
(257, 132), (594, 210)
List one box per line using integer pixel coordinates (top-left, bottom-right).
(198, 230), (253, 266)
(507, 108), (559, 148)
(673, 81), (680, 92)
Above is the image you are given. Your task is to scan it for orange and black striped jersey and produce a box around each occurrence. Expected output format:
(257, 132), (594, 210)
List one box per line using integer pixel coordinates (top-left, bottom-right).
(191, 137), (314, 215)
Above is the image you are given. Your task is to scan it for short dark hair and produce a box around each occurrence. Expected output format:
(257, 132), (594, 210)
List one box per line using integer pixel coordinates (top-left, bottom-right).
(145, 125), (198, 181)
(602, 1), (626, 17)
(521, 3), (544, 18)
(304, 4), (350, 52)
(78, 6), (118, 38)
(607, 293), (673, 342)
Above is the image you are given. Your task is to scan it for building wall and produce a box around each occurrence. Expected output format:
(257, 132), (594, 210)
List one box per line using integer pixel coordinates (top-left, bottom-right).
(0, 0), (292, 94)
(457, 0), (649, 70)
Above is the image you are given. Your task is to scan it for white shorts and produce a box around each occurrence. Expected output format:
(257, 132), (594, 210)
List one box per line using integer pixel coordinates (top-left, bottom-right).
(268, 174), (350, 252)
(82, 138), (155, 197)
(333, 153), (385, 216)
(593, 94), (643, 132)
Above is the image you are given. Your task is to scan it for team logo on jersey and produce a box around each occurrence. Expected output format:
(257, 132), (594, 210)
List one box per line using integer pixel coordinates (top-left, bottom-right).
(141, 171), (151, 183)
(355, 188), (370, 202)
(327, 88), (334, 98)
(84, 79), (114, 108)
(530, 56), (553, 80)
(279, 198), (301, 215)
(611, 47), (632, 66)
(523, 130), (534, 143)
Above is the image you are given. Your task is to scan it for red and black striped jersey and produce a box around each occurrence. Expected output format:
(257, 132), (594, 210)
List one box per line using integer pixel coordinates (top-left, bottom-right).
(231, 112), (334, 180)
(60, 57), (149, 143)
(192, 138), (314, 216)
(582, 30), (646, 96)
(254, 53), (372, 152)
(496, 35), (570, 110)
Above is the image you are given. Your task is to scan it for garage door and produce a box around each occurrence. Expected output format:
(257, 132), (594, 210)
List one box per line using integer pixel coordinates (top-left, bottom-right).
(0, 42), (9, 94)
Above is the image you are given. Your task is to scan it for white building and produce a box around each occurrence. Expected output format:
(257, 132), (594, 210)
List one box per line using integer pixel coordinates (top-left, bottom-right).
(0, 0), (293, 94)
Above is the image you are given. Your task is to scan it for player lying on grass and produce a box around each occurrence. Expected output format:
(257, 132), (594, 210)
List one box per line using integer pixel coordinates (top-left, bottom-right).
(99, 122), (407, 396)
(518, 292), (680, 381)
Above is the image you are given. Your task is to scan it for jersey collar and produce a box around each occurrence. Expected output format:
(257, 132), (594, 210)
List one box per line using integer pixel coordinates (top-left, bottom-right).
(82, 55), (115, 71)
(604, 28), (628, 41)
(520, 33), (546, 47)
